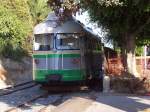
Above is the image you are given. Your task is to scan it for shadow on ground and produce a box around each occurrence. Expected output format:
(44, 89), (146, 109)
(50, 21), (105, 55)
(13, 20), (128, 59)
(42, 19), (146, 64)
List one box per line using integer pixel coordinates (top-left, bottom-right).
(0, 85), (150, 112)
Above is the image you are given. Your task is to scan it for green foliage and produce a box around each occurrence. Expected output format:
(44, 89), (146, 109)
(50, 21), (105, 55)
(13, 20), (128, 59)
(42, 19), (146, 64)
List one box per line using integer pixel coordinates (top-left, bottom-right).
(0, 0), (51, 60)
(0, 0), (32, 60)
(135, 46), (143, 56)
(0, 7), (29, 41)
(0, 0), (32, 29)
(80, 0), (150, 74)
(28, 0), (51, 25)
(81, 0), (150, 46)
(0, 42), (28, 61)
(0, 6), (29, 60)
(47, 0), (80, 19)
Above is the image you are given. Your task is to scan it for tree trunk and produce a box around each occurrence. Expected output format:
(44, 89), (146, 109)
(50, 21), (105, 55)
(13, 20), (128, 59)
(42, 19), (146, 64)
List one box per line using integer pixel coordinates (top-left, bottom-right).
(121, 42), (127, 71)
(122, 34), (139, 77)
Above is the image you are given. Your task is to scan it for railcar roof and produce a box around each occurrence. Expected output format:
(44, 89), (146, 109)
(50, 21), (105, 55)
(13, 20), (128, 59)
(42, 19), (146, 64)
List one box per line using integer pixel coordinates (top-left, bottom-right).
(34, 12), (101, 42)
(34, 13), (84, 34)
(34, 21), (84, 34)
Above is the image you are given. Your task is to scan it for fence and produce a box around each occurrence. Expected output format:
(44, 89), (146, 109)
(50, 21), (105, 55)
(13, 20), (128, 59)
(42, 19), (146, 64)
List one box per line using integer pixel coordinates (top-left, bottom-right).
(107, 57), (124, 75)
(136, 56), (150, 78)
(107, 56), (150, 77)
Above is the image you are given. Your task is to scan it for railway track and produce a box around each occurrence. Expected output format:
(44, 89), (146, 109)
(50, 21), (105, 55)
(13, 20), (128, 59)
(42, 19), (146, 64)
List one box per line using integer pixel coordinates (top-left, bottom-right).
(38, 94), (64, 112)
(5, 93), (49, 112)
(0, 81), (38, 96)
(1, 82), (99, 112)
(4, 84), (91, 112)
(37, 85), (92, 112)
(5, 93), (65, 112)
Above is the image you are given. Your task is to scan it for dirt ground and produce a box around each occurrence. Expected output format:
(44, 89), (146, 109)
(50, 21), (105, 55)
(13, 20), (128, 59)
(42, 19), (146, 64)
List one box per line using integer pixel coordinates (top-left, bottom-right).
(31, 92), (150, 112)
(49, 93), (150, 112)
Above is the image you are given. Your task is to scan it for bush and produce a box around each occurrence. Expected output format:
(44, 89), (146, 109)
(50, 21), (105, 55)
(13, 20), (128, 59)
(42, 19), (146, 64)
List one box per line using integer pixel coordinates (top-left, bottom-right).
(0, 42), (28, 61)
(0, 6), (30, 60)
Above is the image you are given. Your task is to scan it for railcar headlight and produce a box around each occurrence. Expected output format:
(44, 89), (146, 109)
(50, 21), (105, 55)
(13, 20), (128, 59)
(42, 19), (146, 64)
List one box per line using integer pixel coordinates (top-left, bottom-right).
(34, 59), (39, 64)
(72, 59), (80, 64)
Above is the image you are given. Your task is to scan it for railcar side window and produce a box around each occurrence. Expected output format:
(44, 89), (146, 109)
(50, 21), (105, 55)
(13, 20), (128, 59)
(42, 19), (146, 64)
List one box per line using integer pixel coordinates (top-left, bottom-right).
(56, 34), (80, 50)
(96, 42), (101, 51)
(34, 34), (53, 51)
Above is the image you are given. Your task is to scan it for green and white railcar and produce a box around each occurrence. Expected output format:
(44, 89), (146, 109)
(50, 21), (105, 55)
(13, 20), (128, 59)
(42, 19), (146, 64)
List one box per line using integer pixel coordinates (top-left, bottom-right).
(33, 13), (103, 84)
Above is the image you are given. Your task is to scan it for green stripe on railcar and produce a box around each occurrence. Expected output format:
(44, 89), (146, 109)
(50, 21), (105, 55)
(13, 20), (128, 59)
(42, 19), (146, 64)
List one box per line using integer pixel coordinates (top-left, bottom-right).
(33, 54), (81, 58)
(33, 53), (86, 82)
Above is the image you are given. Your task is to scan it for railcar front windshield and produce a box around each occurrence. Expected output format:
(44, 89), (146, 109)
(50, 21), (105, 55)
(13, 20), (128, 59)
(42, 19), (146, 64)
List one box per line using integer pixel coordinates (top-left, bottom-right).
(34, 34), (53, 51)
(56, 34), (80, 50)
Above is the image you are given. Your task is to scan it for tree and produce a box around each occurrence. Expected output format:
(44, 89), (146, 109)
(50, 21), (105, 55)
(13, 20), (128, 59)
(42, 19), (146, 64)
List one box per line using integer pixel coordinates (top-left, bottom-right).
(0, 6), (29, 60)
(80, 0), (150, 77)
(47, 0), (80, 21)
(0, 0), (33, 60)
(0, 0), (53, 60)
(28, 0), (51, 25)
(0, 0), (32, 29)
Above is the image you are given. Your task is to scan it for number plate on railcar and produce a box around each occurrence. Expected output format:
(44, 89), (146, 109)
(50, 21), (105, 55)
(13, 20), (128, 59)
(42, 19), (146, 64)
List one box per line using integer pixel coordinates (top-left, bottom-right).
(46, 75), (61, 81)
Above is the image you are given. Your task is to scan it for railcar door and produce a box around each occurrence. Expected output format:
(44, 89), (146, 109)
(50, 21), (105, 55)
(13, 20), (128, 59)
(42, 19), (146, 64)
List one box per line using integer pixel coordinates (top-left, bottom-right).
(56, 34), (83, 81)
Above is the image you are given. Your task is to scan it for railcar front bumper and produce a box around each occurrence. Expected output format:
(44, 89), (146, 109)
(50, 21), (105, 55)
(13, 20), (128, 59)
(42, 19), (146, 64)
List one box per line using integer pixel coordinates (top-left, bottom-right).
(46, 74), (62, 82)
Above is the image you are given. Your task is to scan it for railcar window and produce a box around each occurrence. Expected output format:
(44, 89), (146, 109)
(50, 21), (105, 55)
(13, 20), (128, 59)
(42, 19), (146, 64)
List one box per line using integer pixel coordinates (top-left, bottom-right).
(96, 42), (101, 51)
(34, 34), (53, 51)
(56, 34), (80, 50)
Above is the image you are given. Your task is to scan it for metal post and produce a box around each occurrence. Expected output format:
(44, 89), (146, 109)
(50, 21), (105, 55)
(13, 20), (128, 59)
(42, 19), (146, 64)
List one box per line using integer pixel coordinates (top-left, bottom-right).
(101, 43), (110, 93)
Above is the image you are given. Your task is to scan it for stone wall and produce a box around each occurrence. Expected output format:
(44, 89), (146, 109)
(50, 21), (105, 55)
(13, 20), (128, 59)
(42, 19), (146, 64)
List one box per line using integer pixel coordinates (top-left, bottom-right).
(110, 77), (150, 94)
(0, 57), (32, 89)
